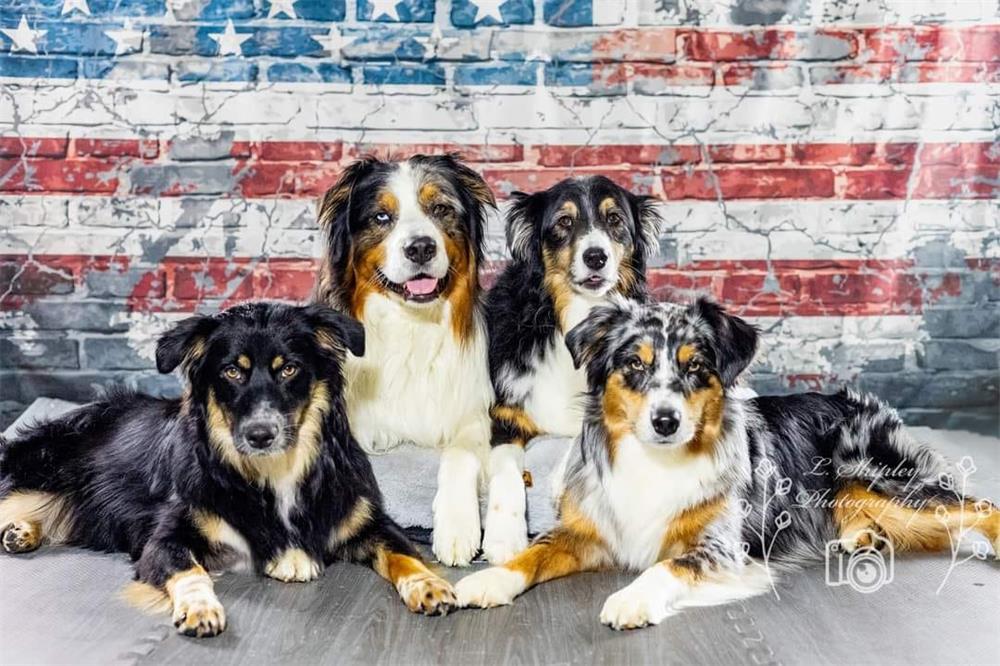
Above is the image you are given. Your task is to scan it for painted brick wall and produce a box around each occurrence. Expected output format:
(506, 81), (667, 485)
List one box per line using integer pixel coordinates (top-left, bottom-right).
(1, 0), (998, 433)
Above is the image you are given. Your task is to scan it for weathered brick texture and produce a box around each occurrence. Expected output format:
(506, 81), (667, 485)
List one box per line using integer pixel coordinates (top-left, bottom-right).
(1, 0), (997, 433)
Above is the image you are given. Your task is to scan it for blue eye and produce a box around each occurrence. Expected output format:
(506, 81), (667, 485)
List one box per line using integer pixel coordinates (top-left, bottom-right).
(375, 212), (392, 225)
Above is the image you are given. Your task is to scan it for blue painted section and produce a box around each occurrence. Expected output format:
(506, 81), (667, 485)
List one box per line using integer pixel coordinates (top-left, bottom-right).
(450, 0), (533, 27)
(81, 58), (169, 79)
(0, 54), (76, 78)
(343, 26), (428, 60)
(241, 27), (326, 56)
(0, 20), (118, 55)
(545, 62), (624, 93)
(357, 0), (433, 23)
(198, 0), (255, 19)
(363, 63), (444, 85)
(260, 0), (346, 20)
(267, 61), (351, 83)
(543, 0), (591, 26)
(0, 0), (165, 18)
(176, 59), (258, 82)
(454, 61), (536, 85)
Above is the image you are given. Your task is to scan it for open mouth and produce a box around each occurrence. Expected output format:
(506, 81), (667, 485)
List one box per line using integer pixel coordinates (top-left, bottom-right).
(577, 275), (607, 291)
(378, 270), (448, 303)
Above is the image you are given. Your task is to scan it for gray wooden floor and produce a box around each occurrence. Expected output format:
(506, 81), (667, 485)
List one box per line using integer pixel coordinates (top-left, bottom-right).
(1, 543), (998, 666)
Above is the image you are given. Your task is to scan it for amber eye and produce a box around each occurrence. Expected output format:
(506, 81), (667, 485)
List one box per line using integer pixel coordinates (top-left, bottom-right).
(374, 212), (392, 225)
(433, 203), (451, 218)
(555, 216), (572, 231)
(222, 366), (243, 381)
(687, 360), (702, 374)
(626, 355), (645, 373)
(607, 212), (623, 228)
(280, 363), (299, 380)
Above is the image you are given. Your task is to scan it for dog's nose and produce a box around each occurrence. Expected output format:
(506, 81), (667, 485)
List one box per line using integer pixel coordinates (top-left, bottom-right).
(583, 247), (607, 270)
(404, 236), (437, 265)
(651, 410), (680, 438)
(244, 423), (277, 449)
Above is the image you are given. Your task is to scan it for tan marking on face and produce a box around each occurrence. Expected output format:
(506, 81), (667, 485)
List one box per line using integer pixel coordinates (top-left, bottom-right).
(377, 190), (399, 216)
(598, 197), (618, 216)
(350, 240), (388, 318)
(442, 230), (478, 344)
(490, 404), (541, 447)
(418, 182), (440, 208)
(331, 496), (374, 546)
(684, 375), (725, 456)
(559, 200), (578, 219)
(601, 371), (646, 462)
(271, 355), (285, 371)
(236, 355), (251, 370)
(542, 246), (574, 331)
(677, 344), (696, 364)
(660, 495), (727, 559)
(637, 341), (654, 364)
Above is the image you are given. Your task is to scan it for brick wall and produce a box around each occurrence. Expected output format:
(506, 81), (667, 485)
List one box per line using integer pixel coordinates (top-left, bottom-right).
(1, 0), (998, 433)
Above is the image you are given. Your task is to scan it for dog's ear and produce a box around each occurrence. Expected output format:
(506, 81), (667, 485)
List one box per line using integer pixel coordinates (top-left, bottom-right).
(631, 194), (662, 260)
(565, 302), (627, 381)
(506, 191), (541, 262)
(305, 305), (365, 358)
(692, 297), (758, 386)
(317, 158), (380, 274)
(156, 315), (220, 375)
(443, 154), (495, 263)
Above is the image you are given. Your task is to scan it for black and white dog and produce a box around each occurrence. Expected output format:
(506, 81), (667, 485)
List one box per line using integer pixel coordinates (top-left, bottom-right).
(457, 297), (1000, 629)
(0, 303), (455, 637)
(314, 155), (496, 566)
(481, 176), (661, 563)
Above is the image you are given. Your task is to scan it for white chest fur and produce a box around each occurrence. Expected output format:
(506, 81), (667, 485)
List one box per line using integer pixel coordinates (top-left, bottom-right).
(586, 436), (724, 571)
(522, 293), (607, 437)
(345, 293), (493, 453)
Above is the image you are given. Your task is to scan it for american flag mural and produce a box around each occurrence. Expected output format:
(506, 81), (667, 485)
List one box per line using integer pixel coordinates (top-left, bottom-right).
(0, 0), (997, 431)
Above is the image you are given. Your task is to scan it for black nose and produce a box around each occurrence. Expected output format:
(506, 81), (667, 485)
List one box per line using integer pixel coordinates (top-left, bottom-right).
(583, 247), (607, 270)
(651, 410), (680, 437)
(404, 236), (437, 265)
(244, 423), (277, 449)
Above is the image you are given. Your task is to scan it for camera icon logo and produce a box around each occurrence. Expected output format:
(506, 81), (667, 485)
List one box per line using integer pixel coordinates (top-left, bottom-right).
(825, 529), (895, 594)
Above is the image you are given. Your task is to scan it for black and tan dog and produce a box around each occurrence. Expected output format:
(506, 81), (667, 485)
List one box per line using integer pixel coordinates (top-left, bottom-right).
(0, 302), (454, 637)
(458, 297), (1000, 629)
(481, 176), (661, 564)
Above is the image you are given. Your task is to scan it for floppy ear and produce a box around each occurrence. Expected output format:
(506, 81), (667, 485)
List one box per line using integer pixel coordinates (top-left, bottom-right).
(505, 191), (541, 262)
(444, 154), (495, 263)
(692, 297), (758, 387)
(305, 305), (366, 358)
(316, 158), (380, 286)
(155, 315), (219, 375)
(564, 302), (626, 373)
(631, 194), (663, 259)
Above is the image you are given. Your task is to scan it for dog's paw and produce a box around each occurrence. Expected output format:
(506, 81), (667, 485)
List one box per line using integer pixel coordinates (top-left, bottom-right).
(173, 594), (227, 638)
(599, 584), (670, 631)
(265, 548), (322, 583)
(432, 505), (481, 567)
(1, 521), (40, 554)
(481, 510), (528, 565)
(454, 567), (525, 608)
(397, 573), (456, 616)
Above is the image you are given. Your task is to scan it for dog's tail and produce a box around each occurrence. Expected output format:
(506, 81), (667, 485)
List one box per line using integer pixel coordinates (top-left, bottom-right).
(120, 581), (171, 614)
(828, 388), (999, 558)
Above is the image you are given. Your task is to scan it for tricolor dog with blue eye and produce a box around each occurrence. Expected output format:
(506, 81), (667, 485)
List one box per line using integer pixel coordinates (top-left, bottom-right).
(481, 176), (662, 564)
(457, 297), (1000, 630)
(0, 302), (455, 638)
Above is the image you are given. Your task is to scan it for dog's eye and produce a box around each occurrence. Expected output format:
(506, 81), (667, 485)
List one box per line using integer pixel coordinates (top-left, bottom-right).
(222, 366), (243, 382)
(555, 216), (572, 231)
(626, 355), (646, 373)
(687, 360), (702, 374)
(374, 212), (392, 225)
(280, 363), (299, 380)
(433, 203), (451, 218)
(607, 212), (623, 227)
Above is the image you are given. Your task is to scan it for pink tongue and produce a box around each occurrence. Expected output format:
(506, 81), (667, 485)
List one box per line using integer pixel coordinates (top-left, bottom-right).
(405, 277), (439, 295)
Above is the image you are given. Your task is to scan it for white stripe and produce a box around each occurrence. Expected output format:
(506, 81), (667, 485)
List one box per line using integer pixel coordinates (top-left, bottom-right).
(2, 80), (997, 145)
(638, 0), (1000, 25)
(2, 198), (995, 261)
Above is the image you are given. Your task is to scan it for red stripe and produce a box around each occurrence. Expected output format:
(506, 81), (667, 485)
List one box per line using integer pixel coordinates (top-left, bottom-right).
(1, 255), (994, 318)
(2, 139), (996, 200)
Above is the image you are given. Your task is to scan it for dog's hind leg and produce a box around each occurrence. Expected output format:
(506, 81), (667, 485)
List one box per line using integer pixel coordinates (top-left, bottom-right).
(0, 490), (73, 554)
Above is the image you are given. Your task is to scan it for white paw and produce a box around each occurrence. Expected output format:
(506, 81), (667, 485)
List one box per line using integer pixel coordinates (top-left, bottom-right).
(432, 502), (481, 567)
(455, 567), (526, 608)
(482, 509), (528, 565)
(173, 593), (226, 638)
(265, 548), (322, 582)
(599, 568), (682, 631)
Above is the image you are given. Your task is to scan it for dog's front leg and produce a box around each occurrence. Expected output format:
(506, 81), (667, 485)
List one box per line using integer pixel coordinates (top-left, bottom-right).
(133, 506), (225, 638)
(482, 443), (529, 564)
(432, 425), (484, 566)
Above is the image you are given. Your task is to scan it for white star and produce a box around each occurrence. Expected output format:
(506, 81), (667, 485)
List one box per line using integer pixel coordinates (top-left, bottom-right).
(209, 19), (251, 56)
(267, 0), (297, 19)
(2, 16), (46, 55)
(471, 0), (504, 23)
(61, 0), (90, 15)
(104, 19), (143, 56)
(414, 25), (459, 62)
(312, 25), (355, 62)
(369, 0), (401, 21)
